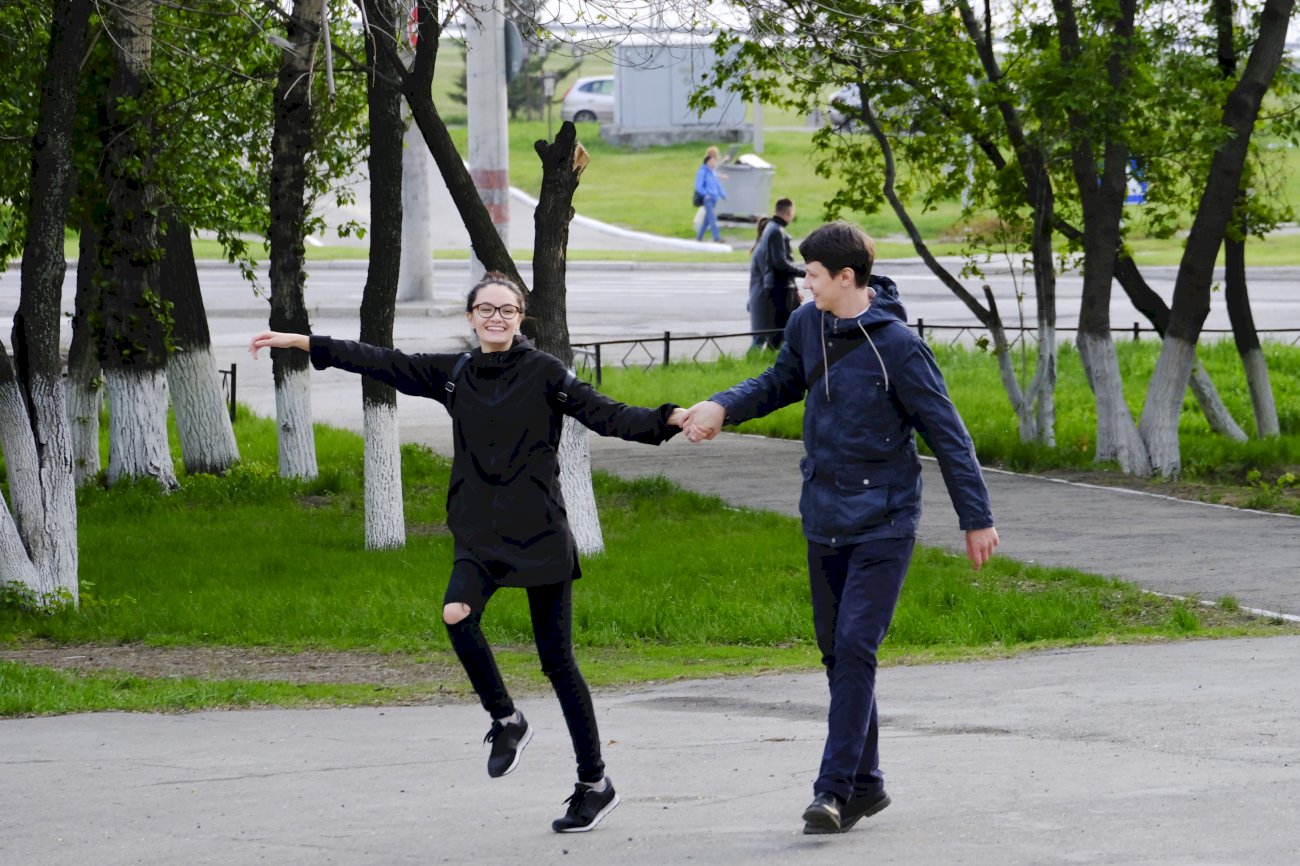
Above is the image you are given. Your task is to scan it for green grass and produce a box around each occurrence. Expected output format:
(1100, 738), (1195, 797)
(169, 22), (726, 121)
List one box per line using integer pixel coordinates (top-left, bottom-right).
(587, 340), (1300, 504)
(2, 408), (1295, 715)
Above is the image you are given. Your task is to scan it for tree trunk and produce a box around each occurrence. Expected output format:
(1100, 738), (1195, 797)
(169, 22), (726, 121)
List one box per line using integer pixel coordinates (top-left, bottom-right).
(269, 0), (322, 480)
(1224, 233), (1279, 438)
(1111, 255), (1247, 442)
(0, 0), (92, 603)
(1139, 0), (1293, 477)
(1052, 0), (1149, 473)
(529, 122), (603, 552)
(104, 368), (175, 487)
(160, 216), (240, 475)
(67, 222), (102, 486)
(97, 0), (175, 489)
(359, 0), (406, 550)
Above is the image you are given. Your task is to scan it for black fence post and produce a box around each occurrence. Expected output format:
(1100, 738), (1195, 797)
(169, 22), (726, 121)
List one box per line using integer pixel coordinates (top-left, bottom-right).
(663, 331), (671, 367)
(594, 344), (603, 385)
(1133, 322), (1140, 342)
(229, 362), (237, 423)
(916, 318), (924, 340)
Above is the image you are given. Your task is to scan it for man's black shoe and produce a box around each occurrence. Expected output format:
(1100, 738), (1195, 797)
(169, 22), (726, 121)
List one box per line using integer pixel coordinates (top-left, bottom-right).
(801, 792), (843, 834)
(838, 787), (891, 832)
(484, 712), (532, 778)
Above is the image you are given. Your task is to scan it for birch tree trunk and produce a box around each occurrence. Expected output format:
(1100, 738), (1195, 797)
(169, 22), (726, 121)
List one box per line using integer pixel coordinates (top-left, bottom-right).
(0, 0), (90, 602)
(67, 223), (102, 486)
(268, 0), (322, 480)
(98, 0), (175, 489)
(160, 216), (239, 474)
(360, 0), (405, 549)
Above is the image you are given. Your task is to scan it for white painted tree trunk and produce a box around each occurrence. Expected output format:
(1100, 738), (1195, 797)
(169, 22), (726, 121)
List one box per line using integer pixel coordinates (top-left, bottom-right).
(1240, 347), (1280, 438)
(276, 366), (318, 480)
(105, 367), (177, 490)
(1034, 327), (1057, 447)
(398, 116), (435, 303)
(1139, 335), (1197, 478)
(557, 415), (604, 555)
(65, 371), (101, 486)
(1078, 331), (1151, 476)
(0, 374), (79, 602)
(167, 346), (239, 475)
(363, 401), (405, 549)
(1189, 361), (1248, 442)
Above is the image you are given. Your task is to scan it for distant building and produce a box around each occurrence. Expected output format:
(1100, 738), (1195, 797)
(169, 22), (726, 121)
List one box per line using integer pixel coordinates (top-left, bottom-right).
(601, 36), (750, 149)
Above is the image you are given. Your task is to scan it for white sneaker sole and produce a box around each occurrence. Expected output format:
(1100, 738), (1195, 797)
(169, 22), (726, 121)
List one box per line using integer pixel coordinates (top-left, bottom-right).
(554, 792), (620, 833)
(494, 725), (533, 778)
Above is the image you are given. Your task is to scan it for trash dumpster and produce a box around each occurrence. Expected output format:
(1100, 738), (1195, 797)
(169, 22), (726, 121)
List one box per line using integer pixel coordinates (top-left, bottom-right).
(716, 153), (774, 221)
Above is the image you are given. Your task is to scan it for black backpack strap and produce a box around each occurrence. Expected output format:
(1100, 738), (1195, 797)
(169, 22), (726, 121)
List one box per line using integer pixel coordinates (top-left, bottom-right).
(443, 352), (472, 408)
(805, 331), (867, 391)
(553, 371), (580, 406)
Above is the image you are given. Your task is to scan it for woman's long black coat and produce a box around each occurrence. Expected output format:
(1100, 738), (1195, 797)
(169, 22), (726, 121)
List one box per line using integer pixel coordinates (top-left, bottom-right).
(310, 335), (679, 587)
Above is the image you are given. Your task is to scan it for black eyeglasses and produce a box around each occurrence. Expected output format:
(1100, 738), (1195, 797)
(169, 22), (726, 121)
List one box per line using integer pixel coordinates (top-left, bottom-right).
(472, 303), (521, 320)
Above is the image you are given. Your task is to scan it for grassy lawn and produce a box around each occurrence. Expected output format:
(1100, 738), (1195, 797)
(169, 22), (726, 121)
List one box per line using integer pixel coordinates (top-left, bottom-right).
(3, 410), (1294, 716)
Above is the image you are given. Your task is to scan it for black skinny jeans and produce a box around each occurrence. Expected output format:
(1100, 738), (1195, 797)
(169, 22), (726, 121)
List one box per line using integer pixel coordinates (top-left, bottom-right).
(444, 567), (604, 783)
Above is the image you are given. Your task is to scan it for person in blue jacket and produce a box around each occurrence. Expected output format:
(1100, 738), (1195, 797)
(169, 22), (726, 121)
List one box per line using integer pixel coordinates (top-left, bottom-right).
(249, 273), (684, 834)
(694, 147), (727, 243)
(681, 221), (999, 834)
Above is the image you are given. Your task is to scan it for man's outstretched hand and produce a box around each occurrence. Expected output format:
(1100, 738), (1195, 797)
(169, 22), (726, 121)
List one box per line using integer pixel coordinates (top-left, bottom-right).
(680, 401), (726, 443)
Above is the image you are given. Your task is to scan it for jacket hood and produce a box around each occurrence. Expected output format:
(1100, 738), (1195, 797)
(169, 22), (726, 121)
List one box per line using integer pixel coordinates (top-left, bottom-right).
(857, 275), (906, 329)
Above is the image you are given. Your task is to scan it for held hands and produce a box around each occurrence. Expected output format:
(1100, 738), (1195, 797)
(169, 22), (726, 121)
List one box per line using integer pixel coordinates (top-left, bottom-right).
(248, 331), (309, 359)
(965, 526), (1000, 572)
(679, 400), (725, 443)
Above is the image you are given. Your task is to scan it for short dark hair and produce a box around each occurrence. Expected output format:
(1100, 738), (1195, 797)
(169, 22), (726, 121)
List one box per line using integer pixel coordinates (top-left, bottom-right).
(774, 198), (794, 215)
(466, 271), (527, 314)
(798, 221), (875, 287)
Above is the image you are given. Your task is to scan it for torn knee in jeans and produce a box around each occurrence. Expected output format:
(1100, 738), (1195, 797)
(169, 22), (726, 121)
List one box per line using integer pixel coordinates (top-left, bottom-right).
(443, 602), (472, 626)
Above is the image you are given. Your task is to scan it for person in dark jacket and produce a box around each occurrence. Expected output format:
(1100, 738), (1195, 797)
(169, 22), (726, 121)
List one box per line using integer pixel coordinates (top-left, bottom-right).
(248, 272), (684, 834)
(680, 222), (999, 835)
(748, 198), (806, 350)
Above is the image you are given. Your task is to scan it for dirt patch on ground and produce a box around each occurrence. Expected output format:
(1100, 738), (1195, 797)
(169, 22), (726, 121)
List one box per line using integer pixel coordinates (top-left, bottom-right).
(0, 642), (464, 688)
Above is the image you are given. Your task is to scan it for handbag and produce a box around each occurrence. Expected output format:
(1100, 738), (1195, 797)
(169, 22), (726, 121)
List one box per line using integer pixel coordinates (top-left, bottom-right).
(692, 190), (704, 207)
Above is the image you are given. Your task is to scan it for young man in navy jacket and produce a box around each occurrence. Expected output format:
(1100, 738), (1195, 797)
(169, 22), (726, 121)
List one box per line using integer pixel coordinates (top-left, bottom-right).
(682, 221), (1000, 834)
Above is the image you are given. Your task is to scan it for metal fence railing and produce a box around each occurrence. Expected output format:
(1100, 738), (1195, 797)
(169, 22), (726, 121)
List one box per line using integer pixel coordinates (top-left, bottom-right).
(571, 322), (1300, 385)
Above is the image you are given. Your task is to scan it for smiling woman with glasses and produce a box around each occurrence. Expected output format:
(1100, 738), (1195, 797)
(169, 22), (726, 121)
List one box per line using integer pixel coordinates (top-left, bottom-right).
(248, 271), (685, 835)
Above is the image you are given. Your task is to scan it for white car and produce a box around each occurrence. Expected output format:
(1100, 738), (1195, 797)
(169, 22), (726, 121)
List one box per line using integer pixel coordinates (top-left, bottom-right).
(561, 76), (615, 124)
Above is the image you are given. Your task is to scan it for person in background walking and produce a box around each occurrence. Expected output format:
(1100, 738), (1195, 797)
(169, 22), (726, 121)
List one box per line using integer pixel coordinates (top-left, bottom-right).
(694, 146), (727, 243)
(749, 198), (806, 350)
(248, 272), (685, 834)
(680, 221), (999, 835)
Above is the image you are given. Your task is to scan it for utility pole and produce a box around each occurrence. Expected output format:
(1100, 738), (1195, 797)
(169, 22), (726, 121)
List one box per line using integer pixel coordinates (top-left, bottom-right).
(397, 16), (434, 301)
(465, 1), (509, 283)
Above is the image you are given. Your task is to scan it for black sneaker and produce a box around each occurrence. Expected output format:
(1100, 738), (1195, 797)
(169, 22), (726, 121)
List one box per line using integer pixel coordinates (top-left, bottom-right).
(801, 792), (843, 834)
(837, 787), (891, 833)
(484, 712), (532, 778)
(552, 778), (620, 833)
